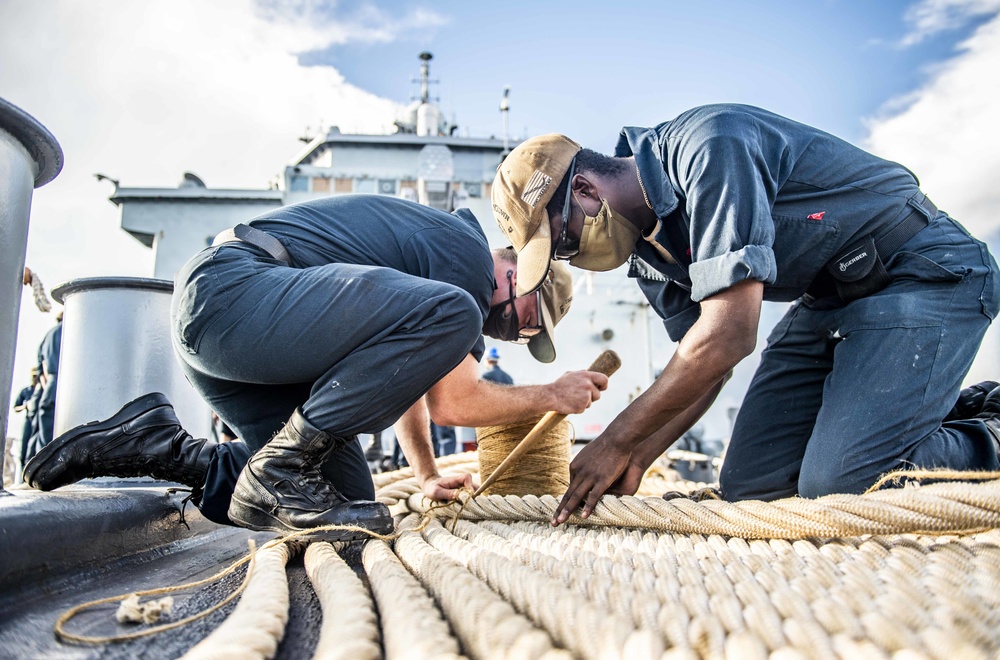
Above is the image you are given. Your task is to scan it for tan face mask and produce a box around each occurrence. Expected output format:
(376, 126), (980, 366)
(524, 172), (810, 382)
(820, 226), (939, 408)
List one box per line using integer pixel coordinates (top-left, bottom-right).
(568, 194), (641, 271)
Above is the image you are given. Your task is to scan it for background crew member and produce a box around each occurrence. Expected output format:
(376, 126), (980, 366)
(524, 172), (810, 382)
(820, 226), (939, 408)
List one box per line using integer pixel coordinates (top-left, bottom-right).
(10, 368), (40, 484)
(31, 311), (62, 455)
(481, 346), (514, 385)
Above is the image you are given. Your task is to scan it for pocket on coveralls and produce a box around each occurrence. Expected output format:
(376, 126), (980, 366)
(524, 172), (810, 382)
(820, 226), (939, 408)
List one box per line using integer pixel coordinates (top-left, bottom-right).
(974, 241), (1000, 320)
(885, 250), (967, 285)
(172, 247), (235, 355)
(839, 250), (968, 334)
(174, 289), (210, 355)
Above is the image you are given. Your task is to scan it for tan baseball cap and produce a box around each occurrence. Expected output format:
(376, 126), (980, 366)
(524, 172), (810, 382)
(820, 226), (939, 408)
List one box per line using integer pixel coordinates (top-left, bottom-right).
(492, 134), (581, 297)
(528, 260), (574, 363)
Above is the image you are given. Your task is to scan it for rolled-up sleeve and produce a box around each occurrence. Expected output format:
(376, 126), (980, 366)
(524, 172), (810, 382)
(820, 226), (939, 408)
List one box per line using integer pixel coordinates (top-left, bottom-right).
(688, 245), (776, 301)
(672, 116), (781, 301)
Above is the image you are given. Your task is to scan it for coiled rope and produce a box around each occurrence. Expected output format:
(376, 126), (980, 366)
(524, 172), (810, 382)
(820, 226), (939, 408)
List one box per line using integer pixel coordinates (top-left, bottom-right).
(51, 453), (1000, 658)
(405, 475), (1000, 540)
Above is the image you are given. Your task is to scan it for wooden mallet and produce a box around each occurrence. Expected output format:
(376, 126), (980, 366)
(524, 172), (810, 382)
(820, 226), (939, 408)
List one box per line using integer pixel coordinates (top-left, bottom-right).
(473, 349), (622, 496)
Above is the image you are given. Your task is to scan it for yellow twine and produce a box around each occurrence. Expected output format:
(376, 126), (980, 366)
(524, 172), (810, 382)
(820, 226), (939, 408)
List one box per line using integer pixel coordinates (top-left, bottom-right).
(476, 417), (572, 496)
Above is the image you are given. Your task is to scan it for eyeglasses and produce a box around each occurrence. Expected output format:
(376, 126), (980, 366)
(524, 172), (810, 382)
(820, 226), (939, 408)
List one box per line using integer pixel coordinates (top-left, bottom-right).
(553, 158), (579, 261)
(483, 273), (545, 344)
(512, 291), (544, 344)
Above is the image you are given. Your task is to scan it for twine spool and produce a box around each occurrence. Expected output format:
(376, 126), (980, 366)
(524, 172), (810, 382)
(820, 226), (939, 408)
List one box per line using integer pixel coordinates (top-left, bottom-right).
(476, 417), (572, 496)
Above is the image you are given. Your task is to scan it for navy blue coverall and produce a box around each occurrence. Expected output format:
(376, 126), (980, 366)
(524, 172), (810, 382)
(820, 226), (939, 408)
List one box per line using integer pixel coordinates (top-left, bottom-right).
(171, 195), (494, 523)
(14, 384), (38, 475)
(32, 320), (61, 454)
(619, 104), (1000, 500)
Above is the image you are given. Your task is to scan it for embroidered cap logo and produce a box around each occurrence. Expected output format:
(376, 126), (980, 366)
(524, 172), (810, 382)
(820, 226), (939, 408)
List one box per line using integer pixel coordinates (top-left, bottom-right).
(520, 170), (552, 208)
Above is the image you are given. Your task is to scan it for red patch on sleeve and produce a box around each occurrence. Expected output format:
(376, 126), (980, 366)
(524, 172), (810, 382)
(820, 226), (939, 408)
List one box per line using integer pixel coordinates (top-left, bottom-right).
(807, 211), (826, 220)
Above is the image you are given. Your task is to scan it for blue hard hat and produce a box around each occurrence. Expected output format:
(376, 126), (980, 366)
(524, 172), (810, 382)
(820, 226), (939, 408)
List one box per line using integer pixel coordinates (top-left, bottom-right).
(487, 347), (501, 360)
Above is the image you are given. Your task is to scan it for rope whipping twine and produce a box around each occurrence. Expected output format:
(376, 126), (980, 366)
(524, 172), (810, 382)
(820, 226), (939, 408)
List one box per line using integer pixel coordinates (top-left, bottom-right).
(476, 416), (573, 496)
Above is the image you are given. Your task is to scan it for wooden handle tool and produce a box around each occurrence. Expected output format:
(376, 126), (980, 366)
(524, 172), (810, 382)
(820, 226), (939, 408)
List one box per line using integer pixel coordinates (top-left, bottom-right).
(473, 349), (621, 496)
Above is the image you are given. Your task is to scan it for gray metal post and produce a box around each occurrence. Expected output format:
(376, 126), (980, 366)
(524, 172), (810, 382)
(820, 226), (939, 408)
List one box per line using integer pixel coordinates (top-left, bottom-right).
(0, 99), (63, 491)
(51, 277), (213, 440)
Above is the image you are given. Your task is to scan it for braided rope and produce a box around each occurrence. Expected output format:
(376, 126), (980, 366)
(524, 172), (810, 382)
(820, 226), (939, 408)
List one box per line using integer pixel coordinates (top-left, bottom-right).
(412, 520), (1000, 657)
(180, 542), (292, 659)
(394, 478), (1000, 540)
(372, 452), (478, 490)
(425, 518), (660, 659)
(638, 452), (719, 496)
(468, 520), (671, 632)
(304, 542), (380, 660)
(392, 517), (567, 659)
(364, 465), (1000, 656)
(26, 268), (52, 312)
(361, 539), (464, 659)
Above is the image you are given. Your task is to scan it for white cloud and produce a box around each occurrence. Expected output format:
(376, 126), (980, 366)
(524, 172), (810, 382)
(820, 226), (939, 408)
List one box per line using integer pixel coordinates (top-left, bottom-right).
(255, 1), (449, 48)
(900, 0), (1000, 45)
(864, 10), (1000, 239)
(865, 4), (1000, 383)
(0, 0), (417, 434)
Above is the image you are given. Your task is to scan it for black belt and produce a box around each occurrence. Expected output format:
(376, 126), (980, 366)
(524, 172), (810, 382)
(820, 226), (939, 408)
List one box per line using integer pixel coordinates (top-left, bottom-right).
(806, 194), (938, 303)
(874, 194), (937, 257)
(212, 224), (291, 264)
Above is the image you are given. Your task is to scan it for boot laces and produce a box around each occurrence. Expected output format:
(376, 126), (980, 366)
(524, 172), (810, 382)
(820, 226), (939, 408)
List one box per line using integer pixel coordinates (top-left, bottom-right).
(295, 433), (347, 502)
(297, 467), (340, 501)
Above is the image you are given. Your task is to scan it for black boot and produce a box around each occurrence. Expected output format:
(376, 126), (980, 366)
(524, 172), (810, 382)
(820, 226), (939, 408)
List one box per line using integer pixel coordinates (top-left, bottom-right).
(227, 410), (392, 541)
(974, 386), (1000, 451)
(944, 380), (1000, 421)
(23, 393), (216, 495)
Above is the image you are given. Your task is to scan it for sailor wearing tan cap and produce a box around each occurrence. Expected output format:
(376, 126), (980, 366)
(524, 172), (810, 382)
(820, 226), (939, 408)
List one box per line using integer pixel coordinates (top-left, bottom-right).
(492, 104), (1000, 523)
(26, 195), (606, 540)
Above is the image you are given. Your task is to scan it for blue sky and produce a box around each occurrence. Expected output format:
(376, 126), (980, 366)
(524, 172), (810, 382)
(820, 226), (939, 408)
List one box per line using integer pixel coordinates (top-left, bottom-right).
(3, 0), (1000, 433)
(290, 0), (990, 148)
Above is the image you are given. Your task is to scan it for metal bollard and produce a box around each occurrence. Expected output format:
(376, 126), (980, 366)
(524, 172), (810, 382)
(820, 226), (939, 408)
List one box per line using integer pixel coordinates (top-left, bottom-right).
(51, 277), (213, 440)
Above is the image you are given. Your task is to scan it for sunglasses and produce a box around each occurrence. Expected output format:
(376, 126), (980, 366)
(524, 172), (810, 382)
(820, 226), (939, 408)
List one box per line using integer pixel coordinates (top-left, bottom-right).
(514, 291), (544, 344)
(483, 271), (544, 344)
(553, 158), (579, 261)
